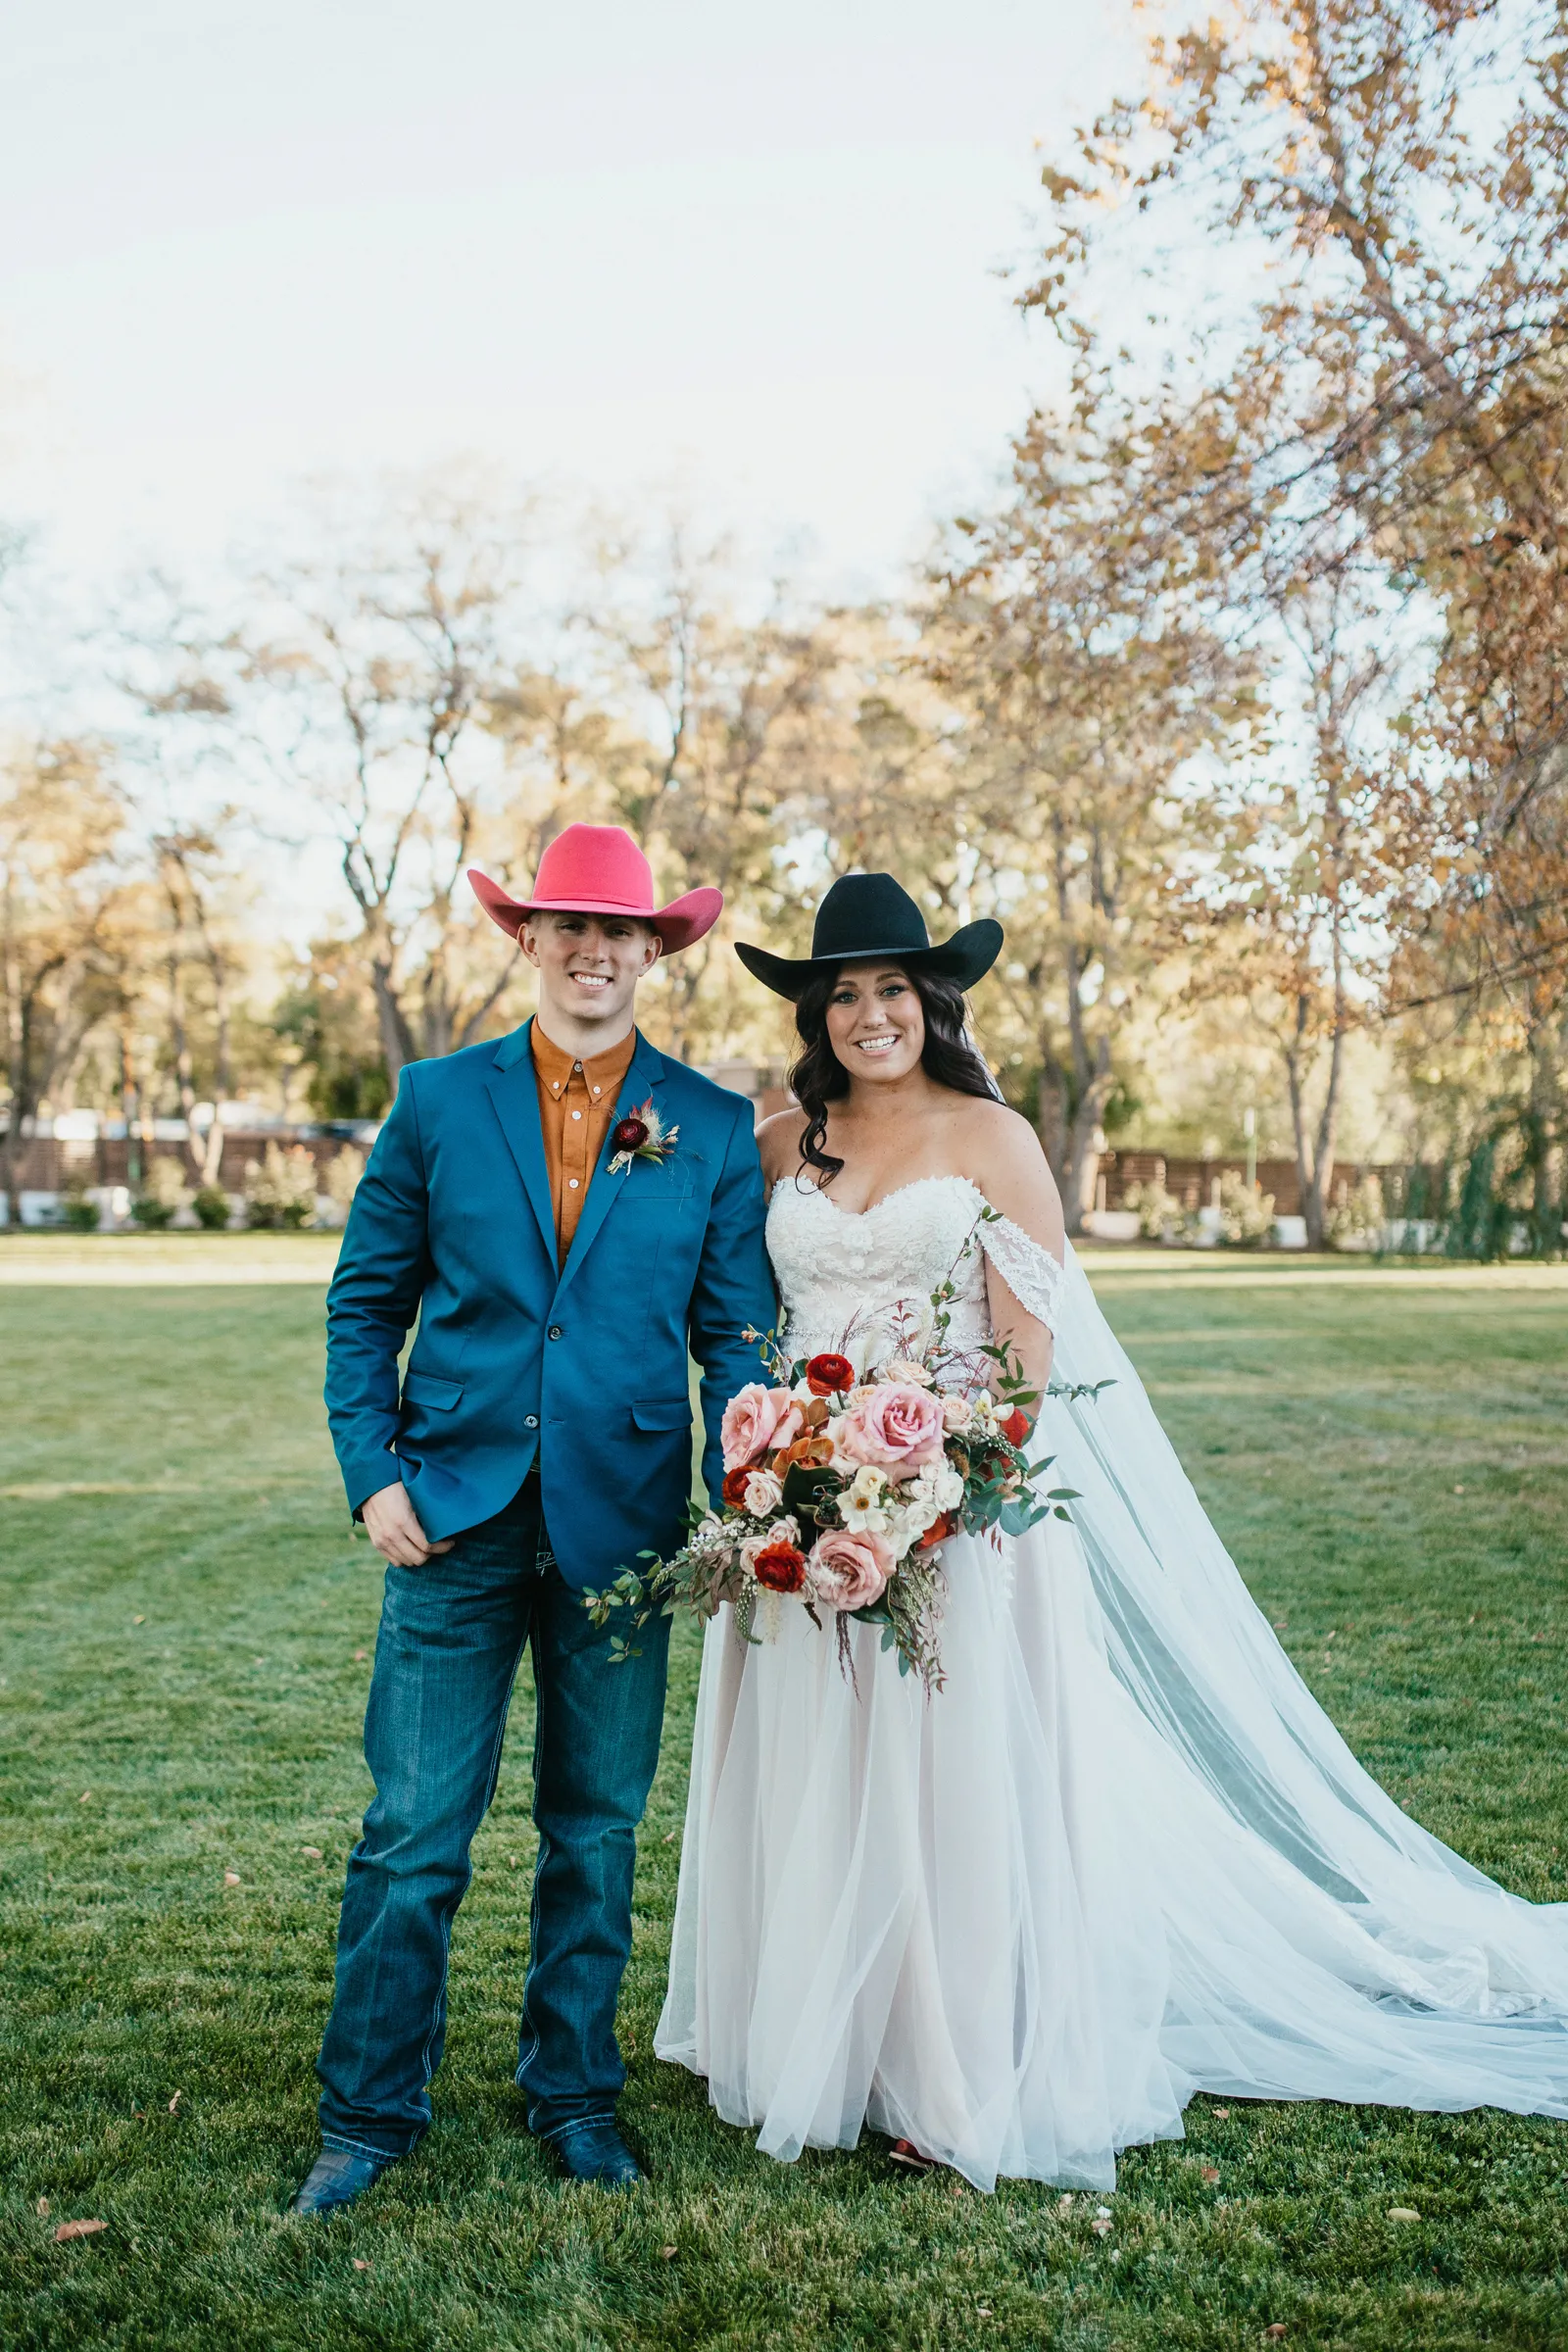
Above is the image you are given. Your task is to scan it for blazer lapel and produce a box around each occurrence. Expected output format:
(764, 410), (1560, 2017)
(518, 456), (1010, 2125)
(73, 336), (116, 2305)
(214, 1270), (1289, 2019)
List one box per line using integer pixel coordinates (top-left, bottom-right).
(554, 1030), (666, 1300)
(483, 1020), (558, 1265)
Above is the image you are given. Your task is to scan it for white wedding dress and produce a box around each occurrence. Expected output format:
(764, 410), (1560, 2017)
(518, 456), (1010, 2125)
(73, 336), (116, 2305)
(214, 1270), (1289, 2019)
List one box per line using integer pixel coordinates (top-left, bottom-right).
(656, 1174), (1568, 2190)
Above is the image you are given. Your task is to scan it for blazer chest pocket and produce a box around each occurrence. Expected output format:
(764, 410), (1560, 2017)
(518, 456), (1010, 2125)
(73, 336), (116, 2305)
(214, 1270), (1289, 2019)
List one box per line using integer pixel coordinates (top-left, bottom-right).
(617, 1157), (695, 1207)
(403, 1371), (464, 1411)
(631, 1396), (693, 1432)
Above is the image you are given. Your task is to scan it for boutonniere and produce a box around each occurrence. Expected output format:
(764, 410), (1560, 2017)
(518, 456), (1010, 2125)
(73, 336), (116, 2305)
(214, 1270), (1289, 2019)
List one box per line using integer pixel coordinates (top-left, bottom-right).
(608, 1097), (679, 1174)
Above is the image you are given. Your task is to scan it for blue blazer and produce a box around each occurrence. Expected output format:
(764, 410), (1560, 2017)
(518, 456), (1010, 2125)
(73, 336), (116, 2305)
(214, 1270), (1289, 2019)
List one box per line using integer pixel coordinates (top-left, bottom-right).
(323, 1019), (776, 1591)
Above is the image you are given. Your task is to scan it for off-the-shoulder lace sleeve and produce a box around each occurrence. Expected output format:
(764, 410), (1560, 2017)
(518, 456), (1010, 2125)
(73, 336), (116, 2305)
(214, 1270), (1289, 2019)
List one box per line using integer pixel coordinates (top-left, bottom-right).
(977, 1212), (1066, 1336)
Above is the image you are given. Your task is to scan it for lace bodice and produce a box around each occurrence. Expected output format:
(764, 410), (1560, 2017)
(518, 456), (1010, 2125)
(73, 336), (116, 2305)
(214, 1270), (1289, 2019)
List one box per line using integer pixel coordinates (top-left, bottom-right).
(766, 1173), (1065, 1378)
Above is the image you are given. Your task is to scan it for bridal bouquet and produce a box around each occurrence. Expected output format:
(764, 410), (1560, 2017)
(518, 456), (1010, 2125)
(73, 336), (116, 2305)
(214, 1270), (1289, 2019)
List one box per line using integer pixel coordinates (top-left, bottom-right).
(584, 1218), (1085, 1691)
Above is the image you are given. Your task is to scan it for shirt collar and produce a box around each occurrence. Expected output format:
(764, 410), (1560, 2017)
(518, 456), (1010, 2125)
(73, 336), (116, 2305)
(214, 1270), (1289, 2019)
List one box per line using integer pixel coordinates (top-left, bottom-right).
(531, 1017), (638, 1101)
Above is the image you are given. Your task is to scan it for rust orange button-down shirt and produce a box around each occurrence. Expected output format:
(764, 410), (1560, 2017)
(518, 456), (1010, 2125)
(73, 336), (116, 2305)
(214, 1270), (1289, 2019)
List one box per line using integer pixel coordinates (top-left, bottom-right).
(531, 1019), (638, 1266)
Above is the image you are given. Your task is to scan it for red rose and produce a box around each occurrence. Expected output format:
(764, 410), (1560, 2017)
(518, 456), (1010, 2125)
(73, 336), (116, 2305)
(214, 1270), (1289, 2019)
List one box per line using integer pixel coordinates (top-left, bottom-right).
(999, 1407), (1032, 1448)
(612, 1115), (649, 1153)
(753, 1540), (807, 1593)
(722, 1465), (753, 1507)
(805, 1351), (856, 1396)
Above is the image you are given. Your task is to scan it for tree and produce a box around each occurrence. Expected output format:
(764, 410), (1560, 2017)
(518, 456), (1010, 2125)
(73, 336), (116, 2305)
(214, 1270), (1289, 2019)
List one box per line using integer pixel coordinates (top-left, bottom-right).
(927, 399), (1259, 1231)
(1188, 573), (1394, 1246)
(237, 475), (532, 1088)
(0, 743), (129, 1226)
(1025, 0), (1568, 1200)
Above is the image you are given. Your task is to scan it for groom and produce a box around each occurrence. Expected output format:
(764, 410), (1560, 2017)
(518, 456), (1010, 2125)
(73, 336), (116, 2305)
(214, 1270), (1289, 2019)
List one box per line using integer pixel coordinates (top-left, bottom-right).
(294, 825), (774, 2213)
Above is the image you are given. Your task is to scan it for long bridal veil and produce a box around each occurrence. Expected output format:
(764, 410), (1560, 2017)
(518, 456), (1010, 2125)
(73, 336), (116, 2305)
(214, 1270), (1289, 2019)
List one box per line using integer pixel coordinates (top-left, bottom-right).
(1042, 1241), (1568, 2111)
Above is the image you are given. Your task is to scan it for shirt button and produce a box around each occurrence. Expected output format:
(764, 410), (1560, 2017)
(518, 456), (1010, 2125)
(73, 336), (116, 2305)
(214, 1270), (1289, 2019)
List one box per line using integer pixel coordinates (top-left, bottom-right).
(524, 1414), (539, 1429)
(592, 1087), (601, 1097)
(570, 1110), (581, 1121)
(548, 1325), (564, 1341)
(573, 1060), (582, 1071)
(567, 1177), (579, 1189)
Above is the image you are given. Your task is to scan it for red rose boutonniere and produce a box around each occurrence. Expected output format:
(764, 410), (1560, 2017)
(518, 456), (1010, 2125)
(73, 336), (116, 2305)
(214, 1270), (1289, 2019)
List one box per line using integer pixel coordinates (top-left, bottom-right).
(608, 1097), (679, 1174)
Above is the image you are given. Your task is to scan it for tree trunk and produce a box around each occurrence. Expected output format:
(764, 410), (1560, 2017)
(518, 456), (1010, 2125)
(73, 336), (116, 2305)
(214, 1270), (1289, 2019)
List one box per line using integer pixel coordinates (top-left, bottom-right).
(1058, 1041), (1116, 1237)
(1285, 983), (1348, 1252)
(369, 947), (418, 1093)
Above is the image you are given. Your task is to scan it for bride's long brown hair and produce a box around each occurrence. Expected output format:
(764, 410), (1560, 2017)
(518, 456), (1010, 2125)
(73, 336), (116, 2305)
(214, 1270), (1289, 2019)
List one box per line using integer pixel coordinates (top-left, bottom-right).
(787, 964), (1001, 1188)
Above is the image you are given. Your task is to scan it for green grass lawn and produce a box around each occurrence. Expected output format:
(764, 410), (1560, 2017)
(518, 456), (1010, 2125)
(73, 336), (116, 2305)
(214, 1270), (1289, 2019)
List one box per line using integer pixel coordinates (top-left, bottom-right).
(2, 1257), (1566, 2350)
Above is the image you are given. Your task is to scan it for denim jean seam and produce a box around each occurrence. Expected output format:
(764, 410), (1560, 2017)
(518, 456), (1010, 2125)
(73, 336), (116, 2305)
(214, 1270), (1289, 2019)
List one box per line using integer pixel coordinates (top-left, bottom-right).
(538, 2111), (618, 2144)
(320, 2129), (409, 2165)
(515, 1817), (549, 2086)
(411, 1621), (528, 2102)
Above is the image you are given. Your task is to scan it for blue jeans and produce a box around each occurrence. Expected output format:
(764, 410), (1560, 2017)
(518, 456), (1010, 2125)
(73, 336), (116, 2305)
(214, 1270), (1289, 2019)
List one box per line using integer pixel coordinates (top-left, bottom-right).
(316, 1480), (671, 2159)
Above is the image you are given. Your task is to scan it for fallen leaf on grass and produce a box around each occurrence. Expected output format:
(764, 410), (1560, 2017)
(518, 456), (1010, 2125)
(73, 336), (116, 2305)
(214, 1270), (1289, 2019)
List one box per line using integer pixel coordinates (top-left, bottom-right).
(168, 2091), (182, 2114)
(1056, 2193), (1073, 2213)
(223, 1871), (242, 1886)
(353, 2258), (370, 2272)
(1265, 2328), (1288, 2341)
(662, 2245), (677, 2259)
(78, 1790), (91, 1803)
(354, 1649), (367, 1662)
(1091, 2217), (1113, 2237)
(1201, 2165), (1221, 2184)
(977, 2303), (993, 2316)
(1389, 2205), (1421, 2222)
(302, 1845), (323, 1860)
(1212, 2107), (1230, 2119)
(54, 2220), (106, 2241)
(36, 2197), (49, 2217)
(132, 1615), (145, 1625)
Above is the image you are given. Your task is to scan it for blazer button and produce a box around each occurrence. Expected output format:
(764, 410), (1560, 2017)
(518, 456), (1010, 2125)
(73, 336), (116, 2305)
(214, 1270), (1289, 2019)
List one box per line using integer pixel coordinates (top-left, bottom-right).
(524, 1413), (539, 1429)
(548, 1325), (564, 1341)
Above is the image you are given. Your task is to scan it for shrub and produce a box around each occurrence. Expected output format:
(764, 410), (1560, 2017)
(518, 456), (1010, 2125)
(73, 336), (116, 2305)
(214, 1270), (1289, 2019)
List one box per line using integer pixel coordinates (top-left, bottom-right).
(129, 1155), (192, 1231)
(323, 1146), (366, 1222)
(1328, 1173), (1385, 1252)
(244, 1143), (318, 1230)
(1120, 1178), (1184, 1242)
(61, 1184), (101, 1233)
(1216, 1171), (1275, 1249)
(192, 1186), (231, 1231)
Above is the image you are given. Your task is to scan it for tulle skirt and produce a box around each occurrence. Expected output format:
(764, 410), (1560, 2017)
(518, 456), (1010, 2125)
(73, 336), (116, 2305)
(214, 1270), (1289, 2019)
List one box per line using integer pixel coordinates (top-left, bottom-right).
(656, 1513), (1568, 2192)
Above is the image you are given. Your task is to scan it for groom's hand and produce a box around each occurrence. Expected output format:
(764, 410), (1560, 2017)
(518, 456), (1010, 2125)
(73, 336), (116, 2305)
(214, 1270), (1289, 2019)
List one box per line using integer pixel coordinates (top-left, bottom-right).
(362, 1483), (455, 1567)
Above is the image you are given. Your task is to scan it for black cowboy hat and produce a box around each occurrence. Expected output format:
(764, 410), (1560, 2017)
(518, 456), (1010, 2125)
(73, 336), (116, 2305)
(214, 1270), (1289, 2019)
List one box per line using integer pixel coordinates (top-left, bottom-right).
(735, 872), (1003, 1001)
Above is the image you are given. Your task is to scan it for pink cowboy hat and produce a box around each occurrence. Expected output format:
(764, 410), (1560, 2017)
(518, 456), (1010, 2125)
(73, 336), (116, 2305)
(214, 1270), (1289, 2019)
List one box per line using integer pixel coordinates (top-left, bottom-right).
(467, 824), (722, 955)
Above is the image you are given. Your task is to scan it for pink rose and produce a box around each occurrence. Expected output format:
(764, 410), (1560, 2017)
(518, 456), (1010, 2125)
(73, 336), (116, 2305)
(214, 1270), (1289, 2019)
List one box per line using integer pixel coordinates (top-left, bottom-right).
(808, 1525), (895, 1612)
(720, 1383), (803, 1472)
(834, 1382), (947, 1478)
(940, 1393), (972, 1430)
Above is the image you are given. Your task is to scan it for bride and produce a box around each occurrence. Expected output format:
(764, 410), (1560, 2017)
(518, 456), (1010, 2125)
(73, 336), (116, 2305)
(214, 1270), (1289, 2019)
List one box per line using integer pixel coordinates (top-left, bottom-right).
(655, 872), (1568, 2192)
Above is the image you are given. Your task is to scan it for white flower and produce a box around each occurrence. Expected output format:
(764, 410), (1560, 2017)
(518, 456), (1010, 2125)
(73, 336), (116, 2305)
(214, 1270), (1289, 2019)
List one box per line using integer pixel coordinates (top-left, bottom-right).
(888, 1495), (938, 1547)
(883, 1355), (934, 1388)
(743, 1466), (784, 1517)
(848, 1462), (888, 1502)
(842, 1486), (892, 1535)
(929, 1462), (964, 1513)
(970, 1390), (998, 1426)
(940, 1393), (972, 1432)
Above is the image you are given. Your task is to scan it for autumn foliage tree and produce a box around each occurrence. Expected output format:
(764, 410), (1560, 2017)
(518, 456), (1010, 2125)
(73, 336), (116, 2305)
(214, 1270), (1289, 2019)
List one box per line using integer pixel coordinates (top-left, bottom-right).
(927, 395), (1259, 1231)
(1023, 0), (1568, 1240)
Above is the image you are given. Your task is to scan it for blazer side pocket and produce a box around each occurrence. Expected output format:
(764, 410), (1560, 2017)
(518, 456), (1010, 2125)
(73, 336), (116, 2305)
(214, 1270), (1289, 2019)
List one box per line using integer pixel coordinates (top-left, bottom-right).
(631, 1396), (694, 1431)
(402, 1371), (464, 1411)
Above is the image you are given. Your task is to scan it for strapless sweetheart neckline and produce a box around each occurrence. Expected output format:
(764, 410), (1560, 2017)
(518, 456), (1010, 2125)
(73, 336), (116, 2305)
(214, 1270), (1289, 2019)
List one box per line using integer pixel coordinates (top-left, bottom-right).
(770, 1171), (985, 1221)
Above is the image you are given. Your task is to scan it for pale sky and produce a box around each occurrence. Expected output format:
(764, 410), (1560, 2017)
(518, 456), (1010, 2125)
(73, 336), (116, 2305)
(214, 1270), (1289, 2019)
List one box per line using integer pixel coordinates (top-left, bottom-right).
(1, 0), (1136, 598)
